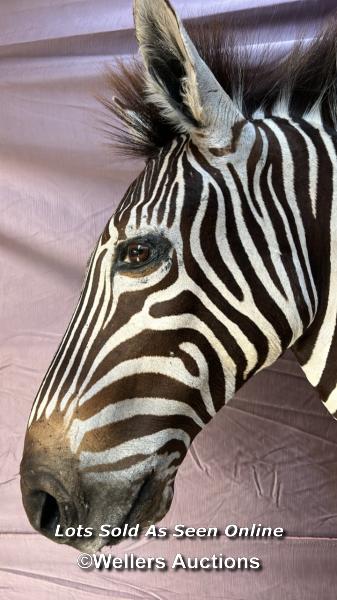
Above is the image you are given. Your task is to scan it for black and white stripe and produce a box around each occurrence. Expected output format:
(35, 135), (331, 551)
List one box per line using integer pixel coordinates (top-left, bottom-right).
(21, 0), (337, 550)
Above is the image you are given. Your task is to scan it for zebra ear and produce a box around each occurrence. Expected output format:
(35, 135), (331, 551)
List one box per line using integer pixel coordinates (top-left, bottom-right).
(133, 0), (244, 145)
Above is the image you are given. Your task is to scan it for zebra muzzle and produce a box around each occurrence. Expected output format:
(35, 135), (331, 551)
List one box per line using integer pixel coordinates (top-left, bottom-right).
(20, 467), (85, 542)
(20, 417), (175, 550)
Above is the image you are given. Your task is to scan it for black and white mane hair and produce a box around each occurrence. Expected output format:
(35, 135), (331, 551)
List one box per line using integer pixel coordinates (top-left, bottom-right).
(101, 13), (337, 159)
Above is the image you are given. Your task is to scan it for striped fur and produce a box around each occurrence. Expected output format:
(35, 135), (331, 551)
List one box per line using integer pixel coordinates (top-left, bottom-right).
(21, 0), (337, 551)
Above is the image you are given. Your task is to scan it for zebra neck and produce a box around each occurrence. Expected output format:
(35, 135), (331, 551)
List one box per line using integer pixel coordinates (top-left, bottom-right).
(291, 120), (337, 416)
(293, 260), (337, 414)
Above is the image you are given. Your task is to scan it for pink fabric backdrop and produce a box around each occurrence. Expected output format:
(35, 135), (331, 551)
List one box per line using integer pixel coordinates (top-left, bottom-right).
(1, 1), (337, 598)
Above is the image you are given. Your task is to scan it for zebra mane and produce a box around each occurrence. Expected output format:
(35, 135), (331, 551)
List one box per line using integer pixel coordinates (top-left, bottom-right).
(101, 17), (337, 160)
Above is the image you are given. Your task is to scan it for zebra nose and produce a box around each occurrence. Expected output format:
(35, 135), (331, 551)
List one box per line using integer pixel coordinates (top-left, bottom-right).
(20, 468), (80, 540)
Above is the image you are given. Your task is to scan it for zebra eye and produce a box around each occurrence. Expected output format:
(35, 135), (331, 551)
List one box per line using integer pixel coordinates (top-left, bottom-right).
(115, 234), (171, 273)
(124, 243), (150, 264)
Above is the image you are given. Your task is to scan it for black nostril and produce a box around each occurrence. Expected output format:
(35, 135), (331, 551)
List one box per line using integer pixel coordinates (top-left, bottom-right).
(20, 469), (80, 541)
(39, 492), (61, 534)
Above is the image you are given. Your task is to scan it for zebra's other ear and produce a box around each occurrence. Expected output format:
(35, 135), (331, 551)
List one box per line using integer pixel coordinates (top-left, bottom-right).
(133, 0), (244, 146)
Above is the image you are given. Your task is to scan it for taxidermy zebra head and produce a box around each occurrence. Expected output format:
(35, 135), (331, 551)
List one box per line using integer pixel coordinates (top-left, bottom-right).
(20, 0), (337, 552)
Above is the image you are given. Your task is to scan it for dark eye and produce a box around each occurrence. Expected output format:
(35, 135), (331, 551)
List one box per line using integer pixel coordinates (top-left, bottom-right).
(124, 243), (150, 264)
(115, 234), (171, 273)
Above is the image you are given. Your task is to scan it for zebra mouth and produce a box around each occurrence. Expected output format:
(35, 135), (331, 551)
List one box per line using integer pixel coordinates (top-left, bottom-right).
(106, 475), (153, 547)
